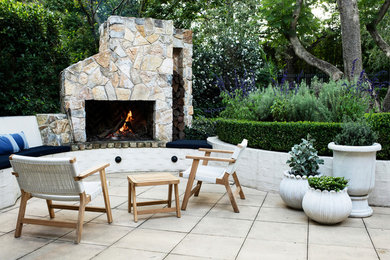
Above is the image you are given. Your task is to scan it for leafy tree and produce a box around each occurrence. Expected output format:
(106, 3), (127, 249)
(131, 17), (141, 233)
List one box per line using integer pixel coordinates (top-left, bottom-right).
(0, 0), (68, 115)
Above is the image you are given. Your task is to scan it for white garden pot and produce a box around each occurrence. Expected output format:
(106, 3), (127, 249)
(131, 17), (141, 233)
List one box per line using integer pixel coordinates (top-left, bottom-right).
(302, 187), (352, 224)
(328, 142), (381, 217)
(279, 171), (311, 209)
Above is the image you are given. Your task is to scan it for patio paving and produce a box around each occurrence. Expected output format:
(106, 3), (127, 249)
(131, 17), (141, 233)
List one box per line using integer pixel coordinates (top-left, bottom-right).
(0, 171), (389, 260)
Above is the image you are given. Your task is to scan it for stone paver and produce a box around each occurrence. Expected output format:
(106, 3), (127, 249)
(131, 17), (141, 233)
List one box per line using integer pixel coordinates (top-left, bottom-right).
(0, 171), (387, 259)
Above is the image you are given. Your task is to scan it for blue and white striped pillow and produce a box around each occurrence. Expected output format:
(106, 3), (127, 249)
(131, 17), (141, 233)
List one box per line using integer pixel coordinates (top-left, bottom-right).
(11, 131), (29, 150)
(0, 134), (20, 155)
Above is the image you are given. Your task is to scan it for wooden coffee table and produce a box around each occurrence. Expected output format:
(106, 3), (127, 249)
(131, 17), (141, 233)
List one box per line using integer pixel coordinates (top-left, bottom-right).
(127, 172), (181, 222)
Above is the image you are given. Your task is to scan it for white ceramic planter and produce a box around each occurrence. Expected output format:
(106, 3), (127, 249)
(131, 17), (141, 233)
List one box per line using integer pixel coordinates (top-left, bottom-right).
(279, 171), (311, 209)
(302, 187), (352, 224)
(328, 142), (381, 217)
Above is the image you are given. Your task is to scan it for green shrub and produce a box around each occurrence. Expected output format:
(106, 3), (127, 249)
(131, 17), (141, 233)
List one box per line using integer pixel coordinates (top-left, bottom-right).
(318, 79), (370, 122)
(287, 135), (324, 176)
(216, 118), (342, 156)
(367, 113), (390, 160)
(308, 176), (348, 192)
(335, 118), (378, 146)
(184, 116), (217, 140)
(0, 0), (68, 115)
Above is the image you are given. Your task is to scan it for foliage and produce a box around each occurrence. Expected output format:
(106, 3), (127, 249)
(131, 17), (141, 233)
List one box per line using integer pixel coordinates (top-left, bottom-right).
(219, 76), (374, 123)
(286, 135), (324, 176)
(216, 118), (342, 156)
(0, 0), (69, 115)
(184, 116), (217, 140)
(334, 118), (378, 146)
(308, 176), (348, 192)
(368, 113), (390, 159)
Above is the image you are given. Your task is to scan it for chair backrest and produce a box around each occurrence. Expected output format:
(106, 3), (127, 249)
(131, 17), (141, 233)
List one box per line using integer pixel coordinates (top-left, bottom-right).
(226, 139), (248, 174)
(10, 155), (84, 196)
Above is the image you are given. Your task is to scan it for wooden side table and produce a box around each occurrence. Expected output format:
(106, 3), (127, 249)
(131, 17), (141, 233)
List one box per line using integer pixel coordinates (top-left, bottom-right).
(127, 173), (181, 222)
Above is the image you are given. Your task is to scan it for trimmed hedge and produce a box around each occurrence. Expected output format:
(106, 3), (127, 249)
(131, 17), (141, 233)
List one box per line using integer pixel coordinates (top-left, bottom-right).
(367, 113), (390, 160)
(216, 113), (390, 160)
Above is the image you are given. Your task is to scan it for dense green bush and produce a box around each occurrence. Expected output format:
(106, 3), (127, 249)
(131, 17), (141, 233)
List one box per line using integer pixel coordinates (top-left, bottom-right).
(308, 176), (348, 192)
(184, 116), (217, 140)
(367, 113), (390, 160)
(216, 118), (342, 156)
(0, 0), (68, 116)
(220, 77), (373, 123)
(216, 116), (390, 160)
(335, 118), (378, 146)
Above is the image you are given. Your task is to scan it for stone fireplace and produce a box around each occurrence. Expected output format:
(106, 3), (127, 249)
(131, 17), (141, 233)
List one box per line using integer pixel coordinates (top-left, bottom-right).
(60, 16), (193, 143)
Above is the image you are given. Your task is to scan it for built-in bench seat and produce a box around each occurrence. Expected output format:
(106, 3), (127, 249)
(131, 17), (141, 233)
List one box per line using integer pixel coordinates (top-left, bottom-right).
(0, 145), (70, 170)
(0, 116), (70, 209)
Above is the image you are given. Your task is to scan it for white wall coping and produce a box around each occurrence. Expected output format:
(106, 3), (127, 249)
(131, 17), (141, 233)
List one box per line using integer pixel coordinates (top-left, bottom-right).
(208, 136), (390, 207)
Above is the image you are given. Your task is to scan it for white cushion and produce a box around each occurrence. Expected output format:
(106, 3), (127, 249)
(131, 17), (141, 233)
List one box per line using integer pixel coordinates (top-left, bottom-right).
(182, 165), (226, 184)
(32, 182), (102, 201)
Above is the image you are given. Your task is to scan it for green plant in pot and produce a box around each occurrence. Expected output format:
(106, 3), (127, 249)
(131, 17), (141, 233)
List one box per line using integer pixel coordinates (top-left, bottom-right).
(279, 135), (324, 209)
(328, 118), (381, 217)
(303, 176), (352, 224)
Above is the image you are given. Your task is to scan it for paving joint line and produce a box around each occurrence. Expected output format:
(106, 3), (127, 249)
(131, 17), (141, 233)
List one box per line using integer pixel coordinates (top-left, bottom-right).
(362, 218), (381, 259)
(162, 187), (227, 260)
(234, 191), (268, 260)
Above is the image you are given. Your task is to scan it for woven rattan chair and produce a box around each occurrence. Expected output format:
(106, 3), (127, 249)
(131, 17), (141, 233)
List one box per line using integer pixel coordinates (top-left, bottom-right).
(9, 155), (113, 243)
(180, 139), (248, 213)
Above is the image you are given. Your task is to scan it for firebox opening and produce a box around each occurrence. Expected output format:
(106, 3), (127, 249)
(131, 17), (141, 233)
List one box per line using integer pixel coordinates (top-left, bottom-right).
(85, 100), (154, 141)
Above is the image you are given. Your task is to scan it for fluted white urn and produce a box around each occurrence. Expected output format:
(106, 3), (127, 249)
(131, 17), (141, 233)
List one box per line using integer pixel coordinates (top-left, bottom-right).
(279, 171), (311, 209)
(328, 142), (381, 217)
(302, 187), (352, 224)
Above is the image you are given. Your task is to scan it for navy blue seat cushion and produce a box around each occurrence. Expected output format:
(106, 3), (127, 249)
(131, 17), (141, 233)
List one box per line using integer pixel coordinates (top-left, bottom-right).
(166, 140), (212, 149)
(0, 145), (71, 170)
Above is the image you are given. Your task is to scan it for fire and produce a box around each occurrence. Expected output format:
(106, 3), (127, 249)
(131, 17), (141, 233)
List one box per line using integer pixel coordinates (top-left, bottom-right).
(118, 110), (133, 133)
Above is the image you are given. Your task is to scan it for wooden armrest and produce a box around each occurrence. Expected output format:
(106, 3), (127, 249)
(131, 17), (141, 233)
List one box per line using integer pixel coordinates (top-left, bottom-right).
(198, 148), (234, 154)
(186, 155), (236, 163)
(75, 163), (110, 181)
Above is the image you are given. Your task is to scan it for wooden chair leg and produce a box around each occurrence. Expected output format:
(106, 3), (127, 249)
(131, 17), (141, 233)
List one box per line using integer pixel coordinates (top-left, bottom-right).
(128, 182), (132, 213)
(174, 184), (181, 218)
(46, 200), (55, 218)
(168, 184), (173, 208)
(132, 184), (138, 223)
(75, 193), (86, 244)
(224, 179), (239, 213)
(194, 181), (202, 197)
(15, 191), (30, 238)
(181, 159), (200, 210)
(99, 169), (113, 223)
(232, 172), (245, 199)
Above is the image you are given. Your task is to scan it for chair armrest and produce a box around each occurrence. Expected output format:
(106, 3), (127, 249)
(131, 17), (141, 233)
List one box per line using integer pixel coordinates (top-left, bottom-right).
(186, 155), (236, 163)
(198, 148), (234, 154)
(74, 163), (110, 181)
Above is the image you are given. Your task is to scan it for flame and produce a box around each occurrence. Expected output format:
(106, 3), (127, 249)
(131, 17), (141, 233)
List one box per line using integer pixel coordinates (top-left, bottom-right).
(119, 110), (133, 133)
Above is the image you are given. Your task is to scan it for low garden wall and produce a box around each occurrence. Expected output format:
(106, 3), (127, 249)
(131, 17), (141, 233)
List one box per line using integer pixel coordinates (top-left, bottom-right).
(208, 136), (390, 207)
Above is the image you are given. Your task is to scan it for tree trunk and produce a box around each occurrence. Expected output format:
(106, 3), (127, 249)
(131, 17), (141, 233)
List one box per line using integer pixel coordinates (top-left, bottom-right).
(365, 0), (390, 111)
(287, 0), (343, 81)
(337, 0), (363, 80)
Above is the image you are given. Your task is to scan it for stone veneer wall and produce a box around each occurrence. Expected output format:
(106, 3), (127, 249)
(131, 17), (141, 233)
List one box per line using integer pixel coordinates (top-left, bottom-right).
(36, 114), (71, 145)
(60, 16), (193, 143)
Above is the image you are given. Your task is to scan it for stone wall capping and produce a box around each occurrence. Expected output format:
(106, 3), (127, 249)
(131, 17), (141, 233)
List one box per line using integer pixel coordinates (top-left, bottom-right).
(70, 140), (165, 151)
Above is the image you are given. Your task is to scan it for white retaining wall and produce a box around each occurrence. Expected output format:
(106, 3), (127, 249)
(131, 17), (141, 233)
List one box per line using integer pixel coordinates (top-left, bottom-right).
(208, 137), (390, 207)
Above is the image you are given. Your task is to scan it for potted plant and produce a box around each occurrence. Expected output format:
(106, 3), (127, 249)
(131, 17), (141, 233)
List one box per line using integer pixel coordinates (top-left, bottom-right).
(279, 135), (324, 209)
(302, 176), (352, 224)
(328, 118), (381, 217)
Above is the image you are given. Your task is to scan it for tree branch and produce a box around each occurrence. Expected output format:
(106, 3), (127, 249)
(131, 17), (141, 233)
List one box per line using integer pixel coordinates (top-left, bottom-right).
(366, 0), (390, 58)
(112, 0), (128, 15)
(287, 0), (343, 81)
